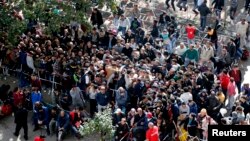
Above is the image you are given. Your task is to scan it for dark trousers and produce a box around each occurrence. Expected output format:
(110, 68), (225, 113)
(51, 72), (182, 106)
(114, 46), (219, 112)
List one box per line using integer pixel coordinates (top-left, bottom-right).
(200, 16), (207, 30)
(15, 123), (28, 138)
(89, 99), (97, 117)
(166, 0), (176, 11)
(236, 81), (242, 93)
(245, 0), (250, 10)
(229, 7), (237, 20)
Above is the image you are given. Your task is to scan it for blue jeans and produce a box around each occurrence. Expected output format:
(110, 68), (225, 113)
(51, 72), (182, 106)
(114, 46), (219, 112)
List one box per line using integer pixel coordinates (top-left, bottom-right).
(200, 16), (207, 30)
(171, 37), (177, 51)
(187, 38), (195, 45)
(215, 9), (222, 20)
(164, 43), (173, 54)
(184, 58), (196, 66)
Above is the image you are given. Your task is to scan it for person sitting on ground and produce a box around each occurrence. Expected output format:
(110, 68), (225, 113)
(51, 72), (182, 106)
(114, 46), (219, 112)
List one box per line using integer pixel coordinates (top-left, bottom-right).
(57, 110), (70, 141)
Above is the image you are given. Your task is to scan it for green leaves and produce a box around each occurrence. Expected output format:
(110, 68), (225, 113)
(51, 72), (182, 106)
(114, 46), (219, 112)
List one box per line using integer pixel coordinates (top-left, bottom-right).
(0, 0), (117, 45)
(79, 108), (115, 140)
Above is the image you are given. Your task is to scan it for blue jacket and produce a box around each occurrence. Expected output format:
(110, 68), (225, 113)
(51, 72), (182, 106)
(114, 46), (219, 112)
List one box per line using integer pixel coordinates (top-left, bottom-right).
(115, 91), (128, 107)
(96, 92), (109, 106)
(171, 103), (179, 120)
(57, 113), (70, 129)
(19, 51), (27, 65)
(34, 106), (49, 125)
(31, 91), (42, 106)
(189, 102), (198, 115)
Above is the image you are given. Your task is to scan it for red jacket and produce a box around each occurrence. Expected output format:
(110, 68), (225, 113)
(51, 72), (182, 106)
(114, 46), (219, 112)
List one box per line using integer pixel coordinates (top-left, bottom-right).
(146, 126), (159, 141)
(219, 74), (230, 90)
(13, 92), (24, 107)
(229, 69), (241, 83)
(31, 78), (42, 90)
(186, 26), (196, 39)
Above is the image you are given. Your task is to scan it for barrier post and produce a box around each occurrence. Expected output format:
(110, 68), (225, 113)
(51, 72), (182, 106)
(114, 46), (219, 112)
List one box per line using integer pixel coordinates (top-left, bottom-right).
(50, 72), (56, 105)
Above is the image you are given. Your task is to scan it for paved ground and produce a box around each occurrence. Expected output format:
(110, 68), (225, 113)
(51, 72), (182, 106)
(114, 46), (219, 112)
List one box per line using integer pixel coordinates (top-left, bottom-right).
(1, 0), (250, 141)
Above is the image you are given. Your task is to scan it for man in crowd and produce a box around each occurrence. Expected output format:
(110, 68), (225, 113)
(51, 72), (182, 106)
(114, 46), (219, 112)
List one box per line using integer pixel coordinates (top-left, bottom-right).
(13, 104), (28, 140)
(146, 122), (159, 141)
(57, 110), (70, 141)
(115, 118), (130, 141)
(198, 0), (211, 31)
(96, 86), (110, 112)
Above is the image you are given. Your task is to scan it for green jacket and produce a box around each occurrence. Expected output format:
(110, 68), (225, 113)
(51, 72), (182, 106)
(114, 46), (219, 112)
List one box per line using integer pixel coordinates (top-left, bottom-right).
(182, 49), (199, 62)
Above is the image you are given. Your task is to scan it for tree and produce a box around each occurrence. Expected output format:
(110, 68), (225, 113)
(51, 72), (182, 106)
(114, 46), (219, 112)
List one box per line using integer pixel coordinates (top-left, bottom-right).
(79, 108), (115, 141)
(0, 0), (117, 45)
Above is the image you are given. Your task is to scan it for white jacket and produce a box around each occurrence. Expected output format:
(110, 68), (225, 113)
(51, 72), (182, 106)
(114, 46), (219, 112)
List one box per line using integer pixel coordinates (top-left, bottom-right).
(26, 55), (35, 72)
(200, 46), (214, 61)
(174, 45), (187, 56)
(236, 22), (248, 35)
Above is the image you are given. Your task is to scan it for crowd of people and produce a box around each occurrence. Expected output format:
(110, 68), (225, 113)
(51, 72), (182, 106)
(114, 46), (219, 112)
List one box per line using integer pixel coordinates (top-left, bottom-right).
(1, 0), (250, 141)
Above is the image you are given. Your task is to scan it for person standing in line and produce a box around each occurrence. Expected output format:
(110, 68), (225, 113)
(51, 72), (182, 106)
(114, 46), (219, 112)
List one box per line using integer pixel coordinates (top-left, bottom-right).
(13, 104), (28, 140)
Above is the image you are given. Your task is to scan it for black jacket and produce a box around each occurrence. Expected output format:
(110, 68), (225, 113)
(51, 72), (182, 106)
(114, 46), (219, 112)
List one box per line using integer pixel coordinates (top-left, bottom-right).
(212, 0), (225, 10)
(15, 107), (28, 125)
(206, 95), (222, 116)
(105, 37), (117, 48)
(159, 14), (171, 24)
(198, 3), (212, 16)
(115, 122), (129, 141)
(90, 11), (104, 26)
